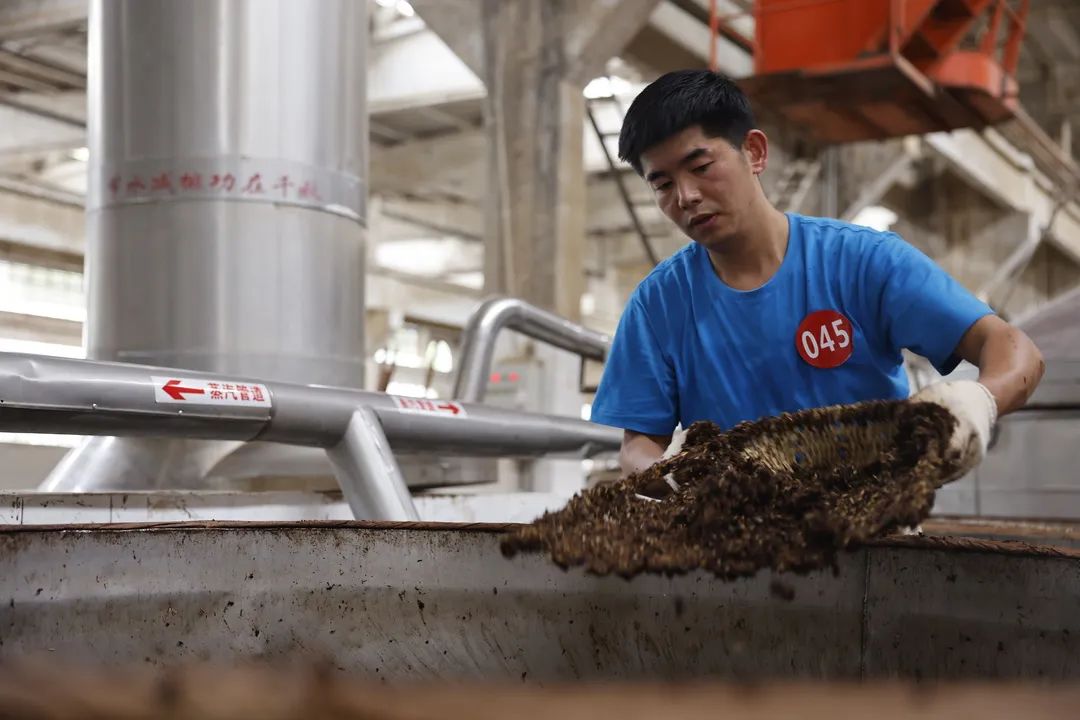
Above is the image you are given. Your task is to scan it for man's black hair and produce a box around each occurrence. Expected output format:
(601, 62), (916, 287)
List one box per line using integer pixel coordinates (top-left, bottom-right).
(618, 69), (756, 176)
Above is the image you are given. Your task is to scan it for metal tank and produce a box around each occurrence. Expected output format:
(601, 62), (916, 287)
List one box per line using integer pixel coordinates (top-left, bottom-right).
(45, 0), (367, 490)
(87, 0), (366, 382)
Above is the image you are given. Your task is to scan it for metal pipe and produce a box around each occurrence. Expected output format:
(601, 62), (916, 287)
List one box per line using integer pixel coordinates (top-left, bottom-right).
(0, 352), (620, 456)
(0, 175), (84, 208)
(0, 93), (86, 128)
(0, 354), (270, 441)
(452, 296), (611, 402)
(584, 102), (659, 267)
(325, 408), (417, 521)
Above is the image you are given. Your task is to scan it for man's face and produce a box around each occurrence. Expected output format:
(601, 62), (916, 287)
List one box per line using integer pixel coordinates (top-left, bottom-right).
(639, 125), (764, 250)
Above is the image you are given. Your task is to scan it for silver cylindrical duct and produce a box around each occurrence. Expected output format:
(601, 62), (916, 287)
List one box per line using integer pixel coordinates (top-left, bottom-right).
(452, 296), (611, 402)
(44, 0), (368, 491)
(86, 0), (366, 384)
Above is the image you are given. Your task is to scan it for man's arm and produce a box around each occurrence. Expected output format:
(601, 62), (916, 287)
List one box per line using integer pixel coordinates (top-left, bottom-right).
(955, 314), (1045, 416)
(589, 294), (680, 476)
(858, 233), (1045, 468)
(911, 314), (1043, 469)
(619, 430), (672, 476)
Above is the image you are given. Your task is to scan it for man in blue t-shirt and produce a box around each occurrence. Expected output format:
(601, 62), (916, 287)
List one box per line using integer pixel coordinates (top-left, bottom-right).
(591, 70), (1045, 476)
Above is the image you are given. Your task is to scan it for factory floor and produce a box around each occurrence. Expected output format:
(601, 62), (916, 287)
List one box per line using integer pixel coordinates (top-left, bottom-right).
(0, 662), (1077, 719)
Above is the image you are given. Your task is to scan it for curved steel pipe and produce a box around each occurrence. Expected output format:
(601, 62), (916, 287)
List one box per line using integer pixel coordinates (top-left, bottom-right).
(452, 296), (611, 402)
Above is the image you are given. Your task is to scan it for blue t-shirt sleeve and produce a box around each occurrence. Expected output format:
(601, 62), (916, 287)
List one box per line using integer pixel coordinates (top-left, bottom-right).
(863, 232), (993, 375)
(589, 296), (678, 436)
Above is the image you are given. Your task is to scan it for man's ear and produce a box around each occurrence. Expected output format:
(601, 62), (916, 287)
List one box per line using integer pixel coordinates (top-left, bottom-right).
(743, 129), (768, 175)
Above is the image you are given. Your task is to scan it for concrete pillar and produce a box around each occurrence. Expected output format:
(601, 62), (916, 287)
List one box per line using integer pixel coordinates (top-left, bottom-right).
(414, 0), (660, 493)
(416, 0), (662, 320)
(480, 8), (586, 319)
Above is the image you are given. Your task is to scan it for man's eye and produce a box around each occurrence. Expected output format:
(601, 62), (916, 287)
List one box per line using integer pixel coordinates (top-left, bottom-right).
(653, 181), (672, 192)
(693, 162), (713, 174)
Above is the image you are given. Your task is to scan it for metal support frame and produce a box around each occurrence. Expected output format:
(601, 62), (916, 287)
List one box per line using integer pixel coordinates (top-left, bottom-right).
(0, 353), (620, 520)
(584, 95), (660, 268)
(326, 408), (417, 521)
(452, 296), (611, 403)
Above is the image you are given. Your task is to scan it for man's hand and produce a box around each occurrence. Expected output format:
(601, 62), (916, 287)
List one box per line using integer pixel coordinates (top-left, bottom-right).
(911, 379), (998, 471)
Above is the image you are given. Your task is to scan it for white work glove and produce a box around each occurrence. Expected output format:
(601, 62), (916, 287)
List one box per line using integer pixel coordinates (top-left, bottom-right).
(910, 379), (998, 472)
(661, 426), (688, 459)
(633, 428), (688, 501)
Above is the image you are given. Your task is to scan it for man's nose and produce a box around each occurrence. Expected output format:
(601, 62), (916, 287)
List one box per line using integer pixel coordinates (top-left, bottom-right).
(676, 180), (702, 210)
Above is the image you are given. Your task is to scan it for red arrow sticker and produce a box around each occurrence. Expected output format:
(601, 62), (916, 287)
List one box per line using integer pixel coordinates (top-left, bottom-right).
(161, 379), (205, 401)
(152, 376), (272, 408)
(392, 396), (467, 417)
(434, 401), (462, 415)
(795, 310), (854, 369)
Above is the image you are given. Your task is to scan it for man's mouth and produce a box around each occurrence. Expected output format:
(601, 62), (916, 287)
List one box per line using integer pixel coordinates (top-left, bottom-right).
(689, 213), (717, 229)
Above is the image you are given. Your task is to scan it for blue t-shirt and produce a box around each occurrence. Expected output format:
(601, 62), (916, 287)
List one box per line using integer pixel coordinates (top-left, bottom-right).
(590, 213), (993, 435)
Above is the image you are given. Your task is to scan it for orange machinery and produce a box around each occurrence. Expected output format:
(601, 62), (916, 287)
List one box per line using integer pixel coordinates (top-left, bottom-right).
(734, 0), (1030, 143)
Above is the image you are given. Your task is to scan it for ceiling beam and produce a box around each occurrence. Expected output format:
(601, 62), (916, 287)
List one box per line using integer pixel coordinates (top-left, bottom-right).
(667, 0), (753, 54)
(0, 236), (81, 272)
(369, 119), (413, 143)
(0, 93), (84, 128)
(416, 105), (475, 132)
(380, 194), (483, 242)
(0, 47), (86, 89)
(0, 174), (82, 207)
(0, 0), (87, 41)
(408, 0), (484, 78)
(370, 129), (485, 201)
(565, 0), (665, 86)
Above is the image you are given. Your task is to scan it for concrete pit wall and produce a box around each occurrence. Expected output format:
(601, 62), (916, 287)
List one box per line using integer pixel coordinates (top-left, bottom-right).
(0, 523), (1077, 682)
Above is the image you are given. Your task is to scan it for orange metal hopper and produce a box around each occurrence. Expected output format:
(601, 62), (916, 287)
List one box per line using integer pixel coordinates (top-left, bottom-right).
(738, 0), (1029, 143)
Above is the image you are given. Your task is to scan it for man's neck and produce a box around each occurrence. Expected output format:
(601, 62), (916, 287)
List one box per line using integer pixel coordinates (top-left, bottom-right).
(706, 203), (790, 291)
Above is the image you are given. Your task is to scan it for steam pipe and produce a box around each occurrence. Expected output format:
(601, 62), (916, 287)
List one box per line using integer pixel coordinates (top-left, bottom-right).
(0, 354), (622, 455)
(452, 297), (611, 403)
(0, 353), (621, 519)
(0, 353), (620, 457)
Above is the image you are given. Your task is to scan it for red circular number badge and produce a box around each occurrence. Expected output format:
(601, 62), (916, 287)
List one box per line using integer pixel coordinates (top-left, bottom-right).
(795, 310), (854, 369)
